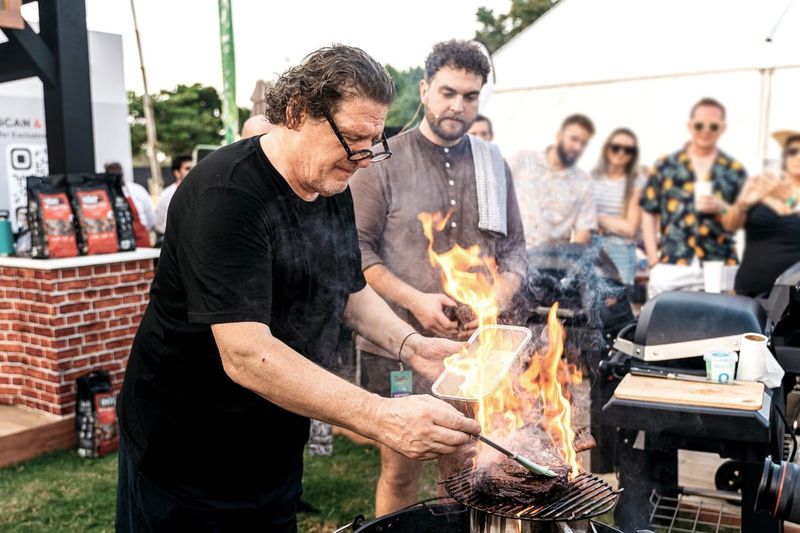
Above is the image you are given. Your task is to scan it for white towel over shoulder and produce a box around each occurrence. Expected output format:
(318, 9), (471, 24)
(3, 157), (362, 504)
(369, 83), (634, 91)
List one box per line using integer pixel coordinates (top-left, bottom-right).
(469, 135), (507, 236)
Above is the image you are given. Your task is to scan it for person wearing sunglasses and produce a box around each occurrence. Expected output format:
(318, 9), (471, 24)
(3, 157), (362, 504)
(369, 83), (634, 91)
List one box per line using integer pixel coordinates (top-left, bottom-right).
(115, 45), (482, 532)
(351, 40), (527, 517)
(590, 128), (646, 286)
(730, 130), (800, 296)
(640, 97), (747, 299)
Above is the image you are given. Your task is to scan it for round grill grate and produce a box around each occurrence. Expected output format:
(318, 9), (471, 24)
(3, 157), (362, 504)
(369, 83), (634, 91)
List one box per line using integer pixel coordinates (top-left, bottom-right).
(442, 468), (622, 522)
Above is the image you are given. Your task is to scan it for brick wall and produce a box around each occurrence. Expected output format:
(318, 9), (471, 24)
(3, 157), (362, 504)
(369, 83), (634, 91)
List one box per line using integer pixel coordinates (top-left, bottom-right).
(0, 259), (155, 416)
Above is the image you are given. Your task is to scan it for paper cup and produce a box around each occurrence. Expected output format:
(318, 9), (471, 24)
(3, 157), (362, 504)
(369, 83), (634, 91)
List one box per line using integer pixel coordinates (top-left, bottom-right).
(704, 350), (738, 384)
(694, 180), (713, 205)
(703, 260), (724, 293)
(736, 332), (768, 382)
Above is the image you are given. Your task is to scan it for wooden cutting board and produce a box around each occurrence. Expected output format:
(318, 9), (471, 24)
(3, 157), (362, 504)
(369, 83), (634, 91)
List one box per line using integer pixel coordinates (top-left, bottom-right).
(613, 374), (764, 411)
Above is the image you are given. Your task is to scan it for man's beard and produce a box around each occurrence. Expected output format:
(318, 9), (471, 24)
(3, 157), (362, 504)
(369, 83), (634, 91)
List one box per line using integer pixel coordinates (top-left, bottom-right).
(556, 142), (582, 168)
(425, 108), (471, 142)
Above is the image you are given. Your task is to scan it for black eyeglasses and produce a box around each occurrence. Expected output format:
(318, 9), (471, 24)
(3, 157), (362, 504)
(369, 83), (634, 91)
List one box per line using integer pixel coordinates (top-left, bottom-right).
(693, 122), (721, 133)
(786, 147), (800, 158)
(609, 144), (637, 156)
(321, 106), (392, 162)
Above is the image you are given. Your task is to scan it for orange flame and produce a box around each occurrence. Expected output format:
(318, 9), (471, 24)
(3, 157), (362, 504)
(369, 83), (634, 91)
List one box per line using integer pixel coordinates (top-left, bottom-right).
(418, 211), (583, 475)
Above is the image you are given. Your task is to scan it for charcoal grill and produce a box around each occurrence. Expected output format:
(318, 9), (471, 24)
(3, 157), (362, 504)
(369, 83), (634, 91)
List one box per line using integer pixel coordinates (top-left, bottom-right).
(442, 468), (621, 522)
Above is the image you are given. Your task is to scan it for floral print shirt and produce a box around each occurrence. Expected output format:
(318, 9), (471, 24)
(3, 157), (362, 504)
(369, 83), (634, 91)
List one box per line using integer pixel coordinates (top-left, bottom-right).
(640, 147), (746, 265)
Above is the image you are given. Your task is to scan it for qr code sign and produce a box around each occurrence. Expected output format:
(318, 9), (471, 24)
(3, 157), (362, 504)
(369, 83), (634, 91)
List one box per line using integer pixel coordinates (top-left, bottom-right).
(6, 143), (48, 231)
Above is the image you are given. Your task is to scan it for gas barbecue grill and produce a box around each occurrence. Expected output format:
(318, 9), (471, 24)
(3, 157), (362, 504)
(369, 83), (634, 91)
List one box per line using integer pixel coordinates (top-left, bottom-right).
(600, 288), (792, 532)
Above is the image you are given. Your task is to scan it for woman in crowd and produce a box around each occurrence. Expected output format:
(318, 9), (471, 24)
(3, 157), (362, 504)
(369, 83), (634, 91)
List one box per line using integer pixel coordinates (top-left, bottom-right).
(590, 128), (646, 285)
(730, 130), (800, 296)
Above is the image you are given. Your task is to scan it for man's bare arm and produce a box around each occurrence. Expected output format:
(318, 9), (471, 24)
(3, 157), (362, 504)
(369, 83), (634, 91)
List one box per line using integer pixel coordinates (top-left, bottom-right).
(641, 211), (660, 266)
(212, 321), (479, 461)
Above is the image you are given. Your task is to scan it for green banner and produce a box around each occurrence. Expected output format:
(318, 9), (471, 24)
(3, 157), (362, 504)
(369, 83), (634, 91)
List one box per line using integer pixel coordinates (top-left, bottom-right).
(218, 0), (238, 143)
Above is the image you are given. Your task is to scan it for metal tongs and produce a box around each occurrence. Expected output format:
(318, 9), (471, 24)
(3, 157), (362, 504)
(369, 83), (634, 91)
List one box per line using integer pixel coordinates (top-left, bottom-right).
(477, 434), (559, 477)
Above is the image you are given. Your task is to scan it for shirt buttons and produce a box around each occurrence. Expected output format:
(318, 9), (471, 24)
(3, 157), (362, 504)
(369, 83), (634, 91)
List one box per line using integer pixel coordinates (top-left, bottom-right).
(450, 199), (456, 206)
(444, 147), (449, 154)
(445, 162), (451, 169)
(451, 222), (457, 228)
(449, 180), (454, 186)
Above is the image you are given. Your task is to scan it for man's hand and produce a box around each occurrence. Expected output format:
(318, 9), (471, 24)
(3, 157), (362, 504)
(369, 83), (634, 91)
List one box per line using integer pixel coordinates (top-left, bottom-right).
(695, 194), (723, 214)
(408, 292), (459, 337)
(403, 334), (463, 382)
(374, 395), (481, 461)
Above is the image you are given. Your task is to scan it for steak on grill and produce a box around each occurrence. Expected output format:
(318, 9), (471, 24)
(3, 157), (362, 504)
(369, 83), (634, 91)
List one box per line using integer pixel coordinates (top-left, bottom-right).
(474, 442), (570, 503)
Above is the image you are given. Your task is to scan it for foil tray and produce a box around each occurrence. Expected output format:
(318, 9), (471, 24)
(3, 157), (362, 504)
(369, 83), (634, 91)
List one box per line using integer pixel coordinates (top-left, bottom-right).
(431, 324), (532, 412)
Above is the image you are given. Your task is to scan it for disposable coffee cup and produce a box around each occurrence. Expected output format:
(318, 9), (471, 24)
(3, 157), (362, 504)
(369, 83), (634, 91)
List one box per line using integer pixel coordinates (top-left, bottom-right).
(736, 332), (768, 382)
(704, 350), (738, 384)
(703, 260), (724, 293)
(694, 179), (713, 206)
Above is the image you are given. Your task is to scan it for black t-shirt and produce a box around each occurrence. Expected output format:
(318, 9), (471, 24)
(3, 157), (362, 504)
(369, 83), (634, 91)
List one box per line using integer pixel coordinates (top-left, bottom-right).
(735, 204), (800, 297)
(118, 136), (366, 500)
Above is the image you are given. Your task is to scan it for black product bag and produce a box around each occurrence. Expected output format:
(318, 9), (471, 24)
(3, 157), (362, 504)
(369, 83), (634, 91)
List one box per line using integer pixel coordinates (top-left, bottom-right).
(67, 174), (120, 255)
(98, 173), (137, 252)
(26, 175), (79, 259)
(76, 371), (120, 458)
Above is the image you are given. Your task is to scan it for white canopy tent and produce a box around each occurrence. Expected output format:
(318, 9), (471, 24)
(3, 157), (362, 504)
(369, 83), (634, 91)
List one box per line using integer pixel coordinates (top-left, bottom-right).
(485, 0), (800, 173)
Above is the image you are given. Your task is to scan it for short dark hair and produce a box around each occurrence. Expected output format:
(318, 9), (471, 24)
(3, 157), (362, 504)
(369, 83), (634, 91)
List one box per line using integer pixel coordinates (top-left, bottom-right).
(474, 114), (493, 135)
(560, 114), (595, 136)
(104, 162), (123, 175)
(264, 44), (395, 129)
(171, 155), (192, 173)
(690, 97), (726, 120)
(424, 40), (491, 84)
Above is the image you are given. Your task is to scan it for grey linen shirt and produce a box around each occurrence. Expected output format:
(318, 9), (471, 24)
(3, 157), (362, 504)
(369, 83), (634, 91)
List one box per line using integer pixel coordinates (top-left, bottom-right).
(350, 128), (527, 357)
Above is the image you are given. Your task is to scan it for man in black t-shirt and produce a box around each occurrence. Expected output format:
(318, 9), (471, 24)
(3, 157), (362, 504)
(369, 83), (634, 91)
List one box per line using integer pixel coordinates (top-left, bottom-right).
(115, 45), (480, 533)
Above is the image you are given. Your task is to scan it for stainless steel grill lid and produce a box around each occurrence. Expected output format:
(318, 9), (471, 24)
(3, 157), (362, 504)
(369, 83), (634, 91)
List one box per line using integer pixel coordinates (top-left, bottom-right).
(614, 291), (767, 362)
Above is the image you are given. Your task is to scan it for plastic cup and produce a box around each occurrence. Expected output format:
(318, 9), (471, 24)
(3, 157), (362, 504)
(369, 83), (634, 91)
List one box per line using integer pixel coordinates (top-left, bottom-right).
(737, 332), (768, 382)
(704, 350), (738, 384)
(694, 180), (713, 206)
(703, 260), (724, 293)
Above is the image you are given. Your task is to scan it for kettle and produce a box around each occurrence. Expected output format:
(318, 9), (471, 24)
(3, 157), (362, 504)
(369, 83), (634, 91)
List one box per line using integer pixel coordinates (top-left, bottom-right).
(0, 210), (15, 256)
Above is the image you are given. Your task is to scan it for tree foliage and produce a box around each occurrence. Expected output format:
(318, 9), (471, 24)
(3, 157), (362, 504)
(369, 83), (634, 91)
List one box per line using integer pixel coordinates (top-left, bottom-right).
(385, 65), (425, 130)
(128, 84), (224, 159)
(474, 0), (559, 54)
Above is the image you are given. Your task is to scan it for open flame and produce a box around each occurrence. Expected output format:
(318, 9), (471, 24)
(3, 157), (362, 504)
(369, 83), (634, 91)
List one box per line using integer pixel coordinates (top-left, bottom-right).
(419, 211), (583, 475)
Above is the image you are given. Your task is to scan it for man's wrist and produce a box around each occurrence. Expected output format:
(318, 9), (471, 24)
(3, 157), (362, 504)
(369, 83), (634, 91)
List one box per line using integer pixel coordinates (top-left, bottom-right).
(398, 331), (422, 363)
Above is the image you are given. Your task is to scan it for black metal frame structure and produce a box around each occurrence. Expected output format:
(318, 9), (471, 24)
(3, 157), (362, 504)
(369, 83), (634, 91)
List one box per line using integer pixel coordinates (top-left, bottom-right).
(0, 0), (95, 174)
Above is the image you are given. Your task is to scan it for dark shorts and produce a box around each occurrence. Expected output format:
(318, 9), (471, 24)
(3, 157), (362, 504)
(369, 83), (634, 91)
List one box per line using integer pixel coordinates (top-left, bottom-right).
(115, 439), (300, 533)
(359, 351), (433, 398)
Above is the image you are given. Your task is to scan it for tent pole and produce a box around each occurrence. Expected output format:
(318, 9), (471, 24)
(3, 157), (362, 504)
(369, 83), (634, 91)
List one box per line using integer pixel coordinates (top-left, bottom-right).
(757, 68), (775, 166)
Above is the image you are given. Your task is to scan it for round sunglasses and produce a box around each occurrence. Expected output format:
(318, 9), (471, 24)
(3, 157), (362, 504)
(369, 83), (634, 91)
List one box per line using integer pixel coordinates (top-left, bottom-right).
(609, 144), (637, 156)
(693, 122), (721, 133)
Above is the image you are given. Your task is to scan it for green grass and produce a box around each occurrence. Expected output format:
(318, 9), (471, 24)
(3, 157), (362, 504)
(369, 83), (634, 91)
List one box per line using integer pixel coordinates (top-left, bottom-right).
(0, 436), (438, 533)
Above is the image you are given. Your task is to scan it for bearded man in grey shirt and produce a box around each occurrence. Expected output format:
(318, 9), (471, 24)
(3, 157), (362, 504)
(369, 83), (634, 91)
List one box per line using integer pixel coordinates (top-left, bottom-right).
(350, 40), (527, 517)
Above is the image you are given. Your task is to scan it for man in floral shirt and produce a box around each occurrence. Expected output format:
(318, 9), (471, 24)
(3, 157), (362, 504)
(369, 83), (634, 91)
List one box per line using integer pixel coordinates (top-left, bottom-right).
(641, 98), (747, 298)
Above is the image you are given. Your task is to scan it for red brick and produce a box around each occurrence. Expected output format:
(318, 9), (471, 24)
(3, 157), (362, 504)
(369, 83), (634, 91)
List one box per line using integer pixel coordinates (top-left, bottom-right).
(59, 268), (78, 280)
(109, 263), (124, 273)
(53, 326), (76, 337)
(57, 279), (90, 291)
(77, 267), (93, 277)
(122, 295), (141, 305)
(93, 297), (123, 309)
(123, 262), (139, 272)
(66, 292), (84, 302)
(77, 322), (105, 334)
(114, 285), (136, 295)
(59, 302), (91, 314)
(105, 339), (133, 350)
(92, 275), (122, 286)
(92, 265), (109, 276)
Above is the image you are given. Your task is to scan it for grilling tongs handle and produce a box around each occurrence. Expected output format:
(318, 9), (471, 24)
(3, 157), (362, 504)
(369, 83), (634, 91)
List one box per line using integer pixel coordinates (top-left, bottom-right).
(476, 434), (559, 477)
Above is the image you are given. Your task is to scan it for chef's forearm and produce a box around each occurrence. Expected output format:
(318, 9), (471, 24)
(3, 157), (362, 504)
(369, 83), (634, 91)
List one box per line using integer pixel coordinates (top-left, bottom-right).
(363, 263), (423, 314)
(343, 284), (417, 359)
(213, 322), (388, 441)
